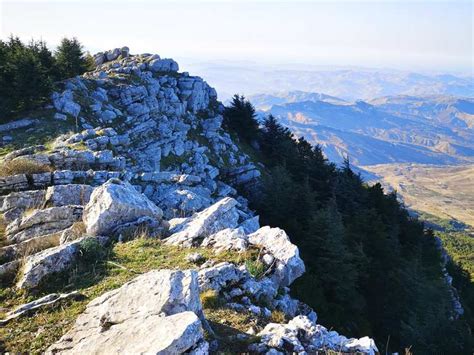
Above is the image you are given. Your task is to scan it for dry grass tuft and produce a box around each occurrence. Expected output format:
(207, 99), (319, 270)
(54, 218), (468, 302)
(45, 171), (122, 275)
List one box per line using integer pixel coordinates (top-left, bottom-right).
(0, 159), (52, 177)
(270, 310), (286, 323)
(200, 289), (220, 309)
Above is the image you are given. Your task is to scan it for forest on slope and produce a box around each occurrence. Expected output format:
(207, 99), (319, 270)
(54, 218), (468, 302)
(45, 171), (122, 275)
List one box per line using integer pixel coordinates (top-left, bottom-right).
(223, 95), (473, 354)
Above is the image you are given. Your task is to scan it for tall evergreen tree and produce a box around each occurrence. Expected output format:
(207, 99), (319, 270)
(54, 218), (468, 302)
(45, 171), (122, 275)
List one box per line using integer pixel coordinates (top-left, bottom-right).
(55, 37), (92, 79)
(223, 95), (259, 142)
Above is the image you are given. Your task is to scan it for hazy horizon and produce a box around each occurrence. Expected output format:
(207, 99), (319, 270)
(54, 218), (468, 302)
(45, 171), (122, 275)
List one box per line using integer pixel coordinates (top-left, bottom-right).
(1, 0), (472, 74)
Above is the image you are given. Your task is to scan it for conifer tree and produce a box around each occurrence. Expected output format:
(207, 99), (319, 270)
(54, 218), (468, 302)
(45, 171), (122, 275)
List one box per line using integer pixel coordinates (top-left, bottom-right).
(55, 37), (92, 78)
(223, 95), (259, 142)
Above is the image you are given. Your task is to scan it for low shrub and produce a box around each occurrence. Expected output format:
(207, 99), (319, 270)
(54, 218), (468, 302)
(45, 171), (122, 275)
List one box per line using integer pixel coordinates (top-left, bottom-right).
(78, 238), (107, 264)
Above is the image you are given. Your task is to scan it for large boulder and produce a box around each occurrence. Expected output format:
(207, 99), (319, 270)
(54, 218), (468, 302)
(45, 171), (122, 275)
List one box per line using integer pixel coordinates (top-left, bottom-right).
(83, 179), (163, 236)
(148, 58), (179, 72)
(164, 197), (240, 247)
(47, 269), (208, 354)
(248, 226), (305, 287)
(52, 90), (81, 118)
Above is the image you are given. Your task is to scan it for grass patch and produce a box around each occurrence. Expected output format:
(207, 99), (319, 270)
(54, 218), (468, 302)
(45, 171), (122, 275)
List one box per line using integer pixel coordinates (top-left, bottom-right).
(0, 238), (260, 353)
(200, 289), (220, 309)
(203, 307), (262, 353)
(0, 110), (76, 157)
(0, 159), (52, 177)
(69, 141), (88, 151)
(245, 259), (266, 279)
(270, 309), (286, 323)
(0, 215), (7, 248)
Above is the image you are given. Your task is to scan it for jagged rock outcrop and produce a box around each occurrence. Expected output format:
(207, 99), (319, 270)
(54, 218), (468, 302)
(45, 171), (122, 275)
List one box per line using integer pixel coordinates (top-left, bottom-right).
(252, 315), (378, 355)
(47, 269), (208, 354)
(6, 205), (83, 243)
(0, 291), (82, 325)
(249, 226), (305, 287)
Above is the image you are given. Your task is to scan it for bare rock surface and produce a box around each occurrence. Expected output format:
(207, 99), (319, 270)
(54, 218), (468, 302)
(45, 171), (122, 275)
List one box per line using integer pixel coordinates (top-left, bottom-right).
(16, 237), (89, 289)
(165, 197), (240, 247)
(47, 269), (207, 354)
(6, 205), (83, 244)
(249, 226), (305, 287)
(83, 179), (163, 236)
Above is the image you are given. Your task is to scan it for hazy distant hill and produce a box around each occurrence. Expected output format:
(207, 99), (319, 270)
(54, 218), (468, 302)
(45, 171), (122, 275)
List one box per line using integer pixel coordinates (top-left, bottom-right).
(179, 61), (474, 102)
(252, 92), (474, 165)
(248, 90), (347, 110)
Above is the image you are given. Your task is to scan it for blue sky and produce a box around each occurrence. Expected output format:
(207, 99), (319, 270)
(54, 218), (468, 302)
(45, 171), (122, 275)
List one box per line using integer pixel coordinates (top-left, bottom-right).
(1, 0), (472, 72)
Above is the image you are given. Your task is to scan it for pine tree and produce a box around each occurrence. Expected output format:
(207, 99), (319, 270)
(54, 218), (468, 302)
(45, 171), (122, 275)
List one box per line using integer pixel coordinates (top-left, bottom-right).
(223, 95), (259, 142)
(55, 37), (92, 79)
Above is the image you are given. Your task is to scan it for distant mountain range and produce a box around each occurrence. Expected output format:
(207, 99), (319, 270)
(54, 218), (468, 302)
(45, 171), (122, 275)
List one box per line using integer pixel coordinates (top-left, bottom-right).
(250, 92), (474, 166)
(179, 61), (474, 102)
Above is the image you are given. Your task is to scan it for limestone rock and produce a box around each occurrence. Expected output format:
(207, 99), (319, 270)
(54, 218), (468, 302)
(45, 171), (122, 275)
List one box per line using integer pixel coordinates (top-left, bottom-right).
(16, 237), (89, 289)
(198, 262), (245, 292)
(6, 205), (83, 244)
(255, 315), (378, 355)
(47, 270), (206, 354)
(0, 174), (29, 193)
(0, 291), (82, 325)
(0, 118), (38, 132)
(83, 179), (163, 236)
(201, 227), (248, 253)
(45, 184), (94, 207)
(0, 190), (45, 222)
(52, 90), (81, 118)
(248, 226), (305, 287)
(148, 58), (179, 72)
(239, 215), (260, 234)
(165, 197), (240, 247)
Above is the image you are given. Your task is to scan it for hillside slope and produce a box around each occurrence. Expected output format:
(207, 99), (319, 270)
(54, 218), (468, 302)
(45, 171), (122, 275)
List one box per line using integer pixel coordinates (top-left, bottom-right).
(363, 163), (474, 228)
(0, 49), (378, 354)
(254, 92), (474, 166)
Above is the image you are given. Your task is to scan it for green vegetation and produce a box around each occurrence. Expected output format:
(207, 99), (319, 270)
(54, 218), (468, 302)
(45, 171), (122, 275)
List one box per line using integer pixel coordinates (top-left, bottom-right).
(0, 113), (75, 157)
(200, 289), (221, 309)
(0, 215), (7, 248)
(55, 38), (94, 79)
(439, 231), (474, 279)
(0, 36), (93, 123)
(0, 238), (260, 353)
(270, 309), (286, 323)
(225, 97), (474, 354)
(223, 94), (259, 143)
(203, 307), (261, 353)
(245, 259), (266, 279)
(436, 228), (474, 343)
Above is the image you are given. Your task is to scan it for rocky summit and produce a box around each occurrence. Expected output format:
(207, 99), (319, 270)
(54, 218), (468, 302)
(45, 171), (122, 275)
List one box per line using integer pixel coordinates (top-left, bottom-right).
(0, 48), (378, 354)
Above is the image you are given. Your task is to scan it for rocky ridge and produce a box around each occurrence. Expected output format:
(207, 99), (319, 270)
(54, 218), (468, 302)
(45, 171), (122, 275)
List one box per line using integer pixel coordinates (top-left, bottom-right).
(0, 47), (378, 354)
